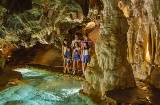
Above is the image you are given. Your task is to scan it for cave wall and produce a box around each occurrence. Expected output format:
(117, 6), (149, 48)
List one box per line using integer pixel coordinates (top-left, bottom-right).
(83, 0), (160, 97)
(0, 0), (83, 47)
(83, 0), (135, 97)
(0, 0), (83, 68)
(118, 0), (160, 88)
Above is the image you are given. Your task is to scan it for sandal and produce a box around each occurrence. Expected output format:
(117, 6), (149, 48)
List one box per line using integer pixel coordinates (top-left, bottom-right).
(72, 71), (76, 75)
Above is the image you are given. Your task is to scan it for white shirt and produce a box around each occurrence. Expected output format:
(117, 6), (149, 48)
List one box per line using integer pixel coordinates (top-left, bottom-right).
(82, 49), (89, 55)
(73, 47), (81, 52)
(71, 39), (81, 48)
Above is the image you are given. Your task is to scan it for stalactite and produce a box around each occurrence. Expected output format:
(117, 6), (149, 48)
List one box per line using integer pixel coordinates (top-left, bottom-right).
(118, 0), (160, 87)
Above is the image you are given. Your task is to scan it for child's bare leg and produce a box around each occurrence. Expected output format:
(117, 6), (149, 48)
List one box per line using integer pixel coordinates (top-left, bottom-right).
(63, 58), (66, 73)
(66, 64), (70, 73)
(82, 63), (85, 75)
(75, 61), (79, 73)
(83, 63), (87, 75)
(73, 60), (76, 71)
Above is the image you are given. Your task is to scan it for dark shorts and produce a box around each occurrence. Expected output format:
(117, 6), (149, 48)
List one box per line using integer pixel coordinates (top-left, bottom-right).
(66, 59), (72, 64)
(82, 55), (90, 63)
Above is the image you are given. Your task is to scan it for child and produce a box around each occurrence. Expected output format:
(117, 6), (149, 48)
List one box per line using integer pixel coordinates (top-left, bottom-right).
(81, 42), (91, 76)
(72, 42), (81, 74)
(62, 39), (68, 71)
(64, 47), (72, 73)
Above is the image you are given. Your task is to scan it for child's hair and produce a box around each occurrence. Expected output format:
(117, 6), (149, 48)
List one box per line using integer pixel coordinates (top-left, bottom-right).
(83, 42), (89, 49)
(67, 46), (71, 51)
(63, 39), (68, 46)
(75, 33), (79, 36)
(74, 42), (80, 48)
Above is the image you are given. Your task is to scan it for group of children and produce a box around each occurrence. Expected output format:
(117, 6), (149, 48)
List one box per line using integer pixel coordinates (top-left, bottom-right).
(62, 33), (94, 76)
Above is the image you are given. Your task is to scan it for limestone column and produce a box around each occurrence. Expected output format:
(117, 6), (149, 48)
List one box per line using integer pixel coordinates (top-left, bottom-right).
(83, 0), (135, 97)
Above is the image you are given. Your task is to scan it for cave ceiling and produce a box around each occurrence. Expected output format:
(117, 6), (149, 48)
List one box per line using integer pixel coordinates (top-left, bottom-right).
(0, 0), (32, 13)
(0, 0), (104, 49)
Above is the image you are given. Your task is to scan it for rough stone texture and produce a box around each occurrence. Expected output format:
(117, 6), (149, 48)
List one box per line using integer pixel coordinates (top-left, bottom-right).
(83, 0), (135, 97)
(0, 0), (83, 47)
(0, 0), (83, 67)
(118, 0), (160, 88)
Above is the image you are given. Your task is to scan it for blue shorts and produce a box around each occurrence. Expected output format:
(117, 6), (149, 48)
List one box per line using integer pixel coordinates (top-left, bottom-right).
(73, 54), (80, 61)
(82, 55), (90, 63)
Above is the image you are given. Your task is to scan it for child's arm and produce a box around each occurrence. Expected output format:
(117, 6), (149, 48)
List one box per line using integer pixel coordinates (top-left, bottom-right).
(71, 41), (73, 49)
(72, 50), (74, 60)
(78, 47), (81, 54)
(89, 48), (91, 55)
(64, 52), (67, 59)
(80, 47), (83, 59)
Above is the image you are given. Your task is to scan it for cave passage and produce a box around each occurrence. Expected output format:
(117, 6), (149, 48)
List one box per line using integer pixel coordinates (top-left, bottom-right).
(0, 68), (89, 105)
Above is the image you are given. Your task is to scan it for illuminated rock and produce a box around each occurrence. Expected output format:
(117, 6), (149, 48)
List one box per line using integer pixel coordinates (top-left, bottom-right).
(118, 0), (160, 88)
(84, 0), (135, 97)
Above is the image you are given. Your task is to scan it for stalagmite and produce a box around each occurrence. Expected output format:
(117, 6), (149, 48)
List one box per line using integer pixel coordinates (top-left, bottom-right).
(83, 0), (135, 97)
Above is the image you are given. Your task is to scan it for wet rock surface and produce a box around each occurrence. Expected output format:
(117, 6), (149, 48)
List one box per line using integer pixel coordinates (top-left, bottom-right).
(104, 80), (160, 105)
(0, 66), (22, 90)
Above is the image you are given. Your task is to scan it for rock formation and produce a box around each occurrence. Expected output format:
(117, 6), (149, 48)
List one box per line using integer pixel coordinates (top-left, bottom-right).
(118, 0), (160, 88)
(0, 0), (83, 68)
(83, 0), (135, 97)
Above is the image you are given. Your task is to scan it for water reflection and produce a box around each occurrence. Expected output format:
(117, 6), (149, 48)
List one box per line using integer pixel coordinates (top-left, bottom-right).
(0, 68), (86, 105)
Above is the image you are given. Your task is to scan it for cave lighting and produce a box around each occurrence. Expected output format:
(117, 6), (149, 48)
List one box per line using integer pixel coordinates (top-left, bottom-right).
(14, 68), (33, 73)
(86, 21), (96, 29)
(122, 6), (129, 18)
(118, 1), (129, 18)
(145, 43), (150, 62)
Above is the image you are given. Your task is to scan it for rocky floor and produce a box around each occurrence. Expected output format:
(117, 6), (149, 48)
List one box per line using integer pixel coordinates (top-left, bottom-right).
(102, 80), (160, 105)
(0, 66), (22, 91)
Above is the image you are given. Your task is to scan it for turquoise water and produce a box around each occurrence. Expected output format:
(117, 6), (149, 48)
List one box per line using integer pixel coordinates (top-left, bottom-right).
(0, 68), (88, 105)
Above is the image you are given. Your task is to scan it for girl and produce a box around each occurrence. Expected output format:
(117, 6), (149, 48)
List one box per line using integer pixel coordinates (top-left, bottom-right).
(62, 39), (68, 72)
(72, 42), (81, 74)
(64, 47), (72, 73)
(81, 42), (91, 76)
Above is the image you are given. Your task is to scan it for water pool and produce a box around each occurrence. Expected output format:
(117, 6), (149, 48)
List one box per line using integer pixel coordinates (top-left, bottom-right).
(0, 68), (89, 105)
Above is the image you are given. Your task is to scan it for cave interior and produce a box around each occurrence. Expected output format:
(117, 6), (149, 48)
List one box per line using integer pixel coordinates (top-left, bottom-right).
(0, 0), (160, 104)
